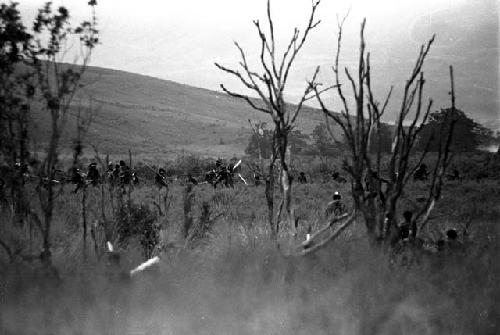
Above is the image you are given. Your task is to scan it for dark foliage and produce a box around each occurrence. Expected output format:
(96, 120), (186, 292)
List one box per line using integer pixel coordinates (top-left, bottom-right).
(417, 108), (495, 152)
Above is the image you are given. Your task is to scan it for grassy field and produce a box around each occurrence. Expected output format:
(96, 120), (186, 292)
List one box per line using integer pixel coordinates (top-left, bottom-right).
(0, 163), (499, 335)
(28, 64), (332, 159)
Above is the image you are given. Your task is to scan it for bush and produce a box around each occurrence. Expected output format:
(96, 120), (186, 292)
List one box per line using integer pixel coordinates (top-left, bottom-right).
(116, 202), (159, 259)
(452, 152), (500, 180)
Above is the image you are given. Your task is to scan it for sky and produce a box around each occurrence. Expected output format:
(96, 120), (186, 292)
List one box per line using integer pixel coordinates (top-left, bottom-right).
(17, 0), (499, 125)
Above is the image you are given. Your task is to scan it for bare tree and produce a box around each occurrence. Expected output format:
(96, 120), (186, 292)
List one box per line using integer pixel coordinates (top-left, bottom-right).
(215, 0), (325, 239)
(300, 17), (457, 253)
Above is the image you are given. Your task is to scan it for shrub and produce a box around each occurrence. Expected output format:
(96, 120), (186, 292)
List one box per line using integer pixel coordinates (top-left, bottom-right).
(116, 202), (159, 259)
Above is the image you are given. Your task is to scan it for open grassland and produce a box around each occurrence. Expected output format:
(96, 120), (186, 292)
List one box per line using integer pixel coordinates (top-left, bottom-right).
(1, 172), (499, 335)
(28, 65), (328, 159)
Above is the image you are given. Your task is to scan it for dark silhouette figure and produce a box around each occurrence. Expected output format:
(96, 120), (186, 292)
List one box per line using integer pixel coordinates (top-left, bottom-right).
(414, 163), (429, 181)
(155, 168), (168, 188)
(445, 228), (464, 253)
(332, 171), (347, 183)
(298, 172), (307, 184)
(399, 210), (416, 241)
(71, 167), (86, 193)
(254, 173), (261, 186)
(112, 164), (120, 185)
(105, 162), (115, 184)
(188, 173), (198, 185)
(205, 169), (217, 187)
(87, 162), (100, 186)
(325, 191), (345, 216)
(131, 171), (139, 185)
(206, 159), (234, 188)
(119, 160), (131, 185)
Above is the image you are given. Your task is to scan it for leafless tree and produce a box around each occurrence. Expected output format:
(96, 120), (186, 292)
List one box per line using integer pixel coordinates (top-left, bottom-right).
(298, 17), (457, 254)
(215, 0), (327, 240)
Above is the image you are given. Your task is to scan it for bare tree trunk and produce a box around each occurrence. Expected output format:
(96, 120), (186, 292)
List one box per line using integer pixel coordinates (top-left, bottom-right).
(280, 141), (296, 236)
(216, 0), (322, 242)
(265, 160), (276, 240)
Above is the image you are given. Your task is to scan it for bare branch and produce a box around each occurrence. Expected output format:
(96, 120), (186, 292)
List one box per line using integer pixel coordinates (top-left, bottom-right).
(290, 66), (321, 124)
(291, 211), (356, 256)
(344, 67), (358, 100)
(332, 16), (355, 138)
(219, 84), (269, 114)
(215, 61), (255, 91)
(281, 0), (321, 88)
(415, 65), (457, 230)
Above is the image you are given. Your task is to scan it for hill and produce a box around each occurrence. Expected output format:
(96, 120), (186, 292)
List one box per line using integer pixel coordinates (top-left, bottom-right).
(29, 65), (327, 160)
(30, 60), (497, 161)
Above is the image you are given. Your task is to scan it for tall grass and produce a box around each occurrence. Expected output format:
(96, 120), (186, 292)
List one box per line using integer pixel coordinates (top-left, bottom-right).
(0, 177), (499, 334)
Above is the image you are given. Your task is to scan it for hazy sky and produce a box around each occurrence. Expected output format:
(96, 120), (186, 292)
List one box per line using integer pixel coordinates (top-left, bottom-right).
(17, 0), (469, 82)
(18, 0), (499, 124)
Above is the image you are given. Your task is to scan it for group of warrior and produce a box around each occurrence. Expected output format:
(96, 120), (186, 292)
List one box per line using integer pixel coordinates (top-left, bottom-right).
(154, 158), (243, 189)
(72, 160), (138, 193)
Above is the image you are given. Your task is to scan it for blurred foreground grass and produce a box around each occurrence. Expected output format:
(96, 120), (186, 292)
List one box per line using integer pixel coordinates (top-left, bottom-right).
(1, 178), (499, 335)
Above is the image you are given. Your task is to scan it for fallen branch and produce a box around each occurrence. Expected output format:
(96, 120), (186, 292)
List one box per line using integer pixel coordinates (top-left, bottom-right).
(289, 210), (356, 256)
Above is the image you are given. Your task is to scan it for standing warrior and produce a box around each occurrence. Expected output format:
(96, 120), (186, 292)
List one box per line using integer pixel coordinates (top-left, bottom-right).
(332, 170), (347, 183)
(87, 162), (100, 186)
(187, 173), (198, 185)
(325, 191), (345, 217)
(298, 172), (308, 184)
(105, 162), (115, 184)
(71, 167), (86, 193)
(398, 210), (417, 242)
(254, 172), (261, 186)
(119, 160), (131, 185)
(112, 163), (120, 184)
(155, 168), (168, 189)
(445, 228), (464, 253)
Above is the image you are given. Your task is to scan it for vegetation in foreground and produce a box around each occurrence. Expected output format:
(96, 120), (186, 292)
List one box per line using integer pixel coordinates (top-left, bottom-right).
(1, 167), (499, 335)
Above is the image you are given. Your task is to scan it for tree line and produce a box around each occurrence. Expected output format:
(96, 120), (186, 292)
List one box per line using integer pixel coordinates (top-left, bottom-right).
(245, 109), (498, 160)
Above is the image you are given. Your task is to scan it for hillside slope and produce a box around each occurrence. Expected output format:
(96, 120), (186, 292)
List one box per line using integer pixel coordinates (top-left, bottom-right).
(30, 59), (496, 160)
(30, 66), (326, 159)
